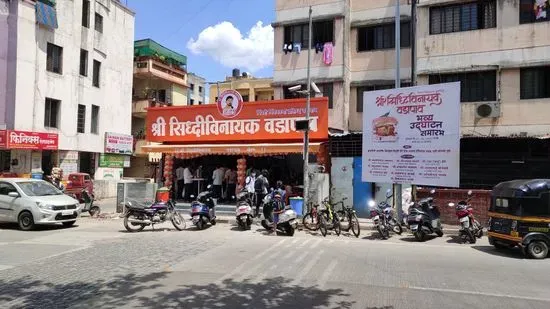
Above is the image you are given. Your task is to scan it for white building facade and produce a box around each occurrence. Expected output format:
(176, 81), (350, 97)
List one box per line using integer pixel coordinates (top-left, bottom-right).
(187, 72), (206, 105)
(0, 0), (135, 179)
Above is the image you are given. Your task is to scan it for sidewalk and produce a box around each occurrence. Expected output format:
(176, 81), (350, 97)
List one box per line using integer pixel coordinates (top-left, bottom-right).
(84, 197), (462, 233)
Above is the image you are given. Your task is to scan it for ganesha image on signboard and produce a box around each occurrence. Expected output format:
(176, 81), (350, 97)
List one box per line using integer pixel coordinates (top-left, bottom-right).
(372, 112), (398, 142)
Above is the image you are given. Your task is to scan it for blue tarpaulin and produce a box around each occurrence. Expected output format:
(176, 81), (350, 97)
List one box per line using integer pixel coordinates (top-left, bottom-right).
(35, 2), (58, 29)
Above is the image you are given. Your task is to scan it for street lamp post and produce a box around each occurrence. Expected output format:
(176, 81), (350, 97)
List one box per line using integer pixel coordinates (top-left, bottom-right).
(302, 6), (313, 215)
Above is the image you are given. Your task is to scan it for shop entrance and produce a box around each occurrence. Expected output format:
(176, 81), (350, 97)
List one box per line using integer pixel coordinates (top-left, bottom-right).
(0, 151), (11, 173)
(79, 152), (93, 175)
(42, 150), (54, 176)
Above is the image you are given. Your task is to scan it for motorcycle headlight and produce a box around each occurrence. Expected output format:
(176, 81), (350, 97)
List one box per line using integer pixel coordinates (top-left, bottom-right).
(37, 202), (53, 210)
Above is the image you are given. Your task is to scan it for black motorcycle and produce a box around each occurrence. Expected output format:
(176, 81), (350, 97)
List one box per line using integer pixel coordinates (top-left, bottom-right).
(406, 190), (443, 241)
(123, 198), (186, 232)
(369, 190), (402, 239)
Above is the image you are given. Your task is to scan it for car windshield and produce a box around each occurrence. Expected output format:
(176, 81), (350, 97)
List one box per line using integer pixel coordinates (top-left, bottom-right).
(18, 181), (62, 196)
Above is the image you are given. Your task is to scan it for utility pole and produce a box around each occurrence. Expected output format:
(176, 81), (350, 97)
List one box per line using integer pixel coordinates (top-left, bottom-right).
(394, 0), (403, 221)
(303, 6), (312, 216)
(410, 0), (418, 201)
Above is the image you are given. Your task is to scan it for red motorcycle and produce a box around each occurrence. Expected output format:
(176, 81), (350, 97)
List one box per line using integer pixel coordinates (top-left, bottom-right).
(448, 190), (483, 244)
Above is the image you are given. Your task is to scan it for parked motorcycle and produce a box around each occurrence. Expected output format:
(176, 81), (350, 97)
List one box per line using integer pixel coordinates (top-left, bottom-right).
(123, 198), (186, 232)
(190, 186), (217, 230)
(369, 189), (402, 239)
(261, 189), (297, 236)
(407, 189), (443, 241)
(449, 190), (483, 244)
(235, 190), (253, 230)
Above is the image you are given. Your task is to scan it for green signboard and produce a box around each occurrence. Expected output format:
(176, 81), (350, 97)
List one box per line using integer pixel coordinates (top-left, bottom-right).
(99, 154), (127, 168)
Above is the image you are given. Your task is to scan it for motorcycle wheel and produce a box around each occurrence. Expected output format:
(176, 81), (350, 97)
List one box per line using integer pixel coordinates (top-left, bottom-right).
(350, 214), (360, 238)
(319, 215), (328, 237)
(211, 219), (216, 225)
(171, 212), (186, 231)
(196, 218), (204, 230)
(474, 221), (483, 238)
(414, 231), (426, 242)
(392, 222), (403, 235)
(286, 225), (295, 237)
(123, 213), (146, 232)
(89, 206), (100, 217)
(377, 226), (387, 240)
(302, 213), (319, 231)
(261, 219), (270, 230)
(465, 229), (476, 244)
(436, 229), (444, 237)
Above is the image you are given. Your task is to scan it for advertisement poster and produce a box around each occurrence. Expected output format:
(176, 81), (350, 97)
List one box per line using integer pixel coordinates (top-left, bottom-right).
(105, 132), (133, 155)
(0, 130), (58, 150)
(99, 154), (130, 168)
(361, 82), (460, 188)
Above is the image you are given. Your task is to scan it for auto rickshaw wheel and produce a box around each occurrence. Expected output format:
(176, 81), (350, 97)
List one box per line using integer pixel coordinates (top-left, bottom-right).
(527, 241), (549, 259)
(89, 206), (100, 217)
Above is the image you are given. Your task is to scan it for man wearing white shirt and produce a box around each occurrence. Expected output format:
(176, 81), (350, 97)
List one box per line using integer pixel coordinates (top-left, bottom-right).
(212, 166), (225, 199)
(183, 166), (194, 202)
(176, 165), (185, 201)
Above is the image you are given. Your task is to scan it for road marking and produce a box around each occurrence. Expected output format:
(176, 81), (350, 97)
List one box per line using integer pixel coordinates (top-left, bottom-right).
(407, 285), (550, 303)
(310, 239), (322, 249)
(216, 238), (287, 284)
(292, 249), (323, 285)
(317, 260), (338, 288)
(293, 250), (309, 265)
(297, 238), (311, 248)
(281, 248), (298, 260)
(0, 265), (13, 271)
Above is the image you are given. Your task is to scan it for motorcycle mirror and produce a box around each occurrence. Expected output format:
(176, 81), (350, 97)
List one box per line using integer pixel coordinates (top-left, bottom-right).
(467, 190), (472, 195)
(385, 189), (392, 198)
(448, 202), (455, 207)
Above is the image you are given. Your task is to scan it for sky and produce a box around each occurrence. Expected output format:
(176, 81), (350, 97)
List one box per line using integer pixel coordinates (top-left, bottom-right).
(128, 0), (275, 88)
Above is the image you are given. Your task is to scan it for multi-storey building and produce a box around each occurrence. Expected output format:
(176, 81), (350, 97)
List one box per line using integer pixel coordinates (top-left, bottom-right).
(127, 38), (188, 178)
(274, 0), (550, 189)
(209, 69), (274, 104)
(0, 0), (135, 179)
(187, 72), (206, 105)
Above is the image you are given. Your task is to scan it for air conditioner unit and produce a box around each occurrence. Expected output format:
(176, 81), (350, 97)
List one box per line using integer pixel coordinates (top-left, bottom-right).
(475, 102), (500, 118)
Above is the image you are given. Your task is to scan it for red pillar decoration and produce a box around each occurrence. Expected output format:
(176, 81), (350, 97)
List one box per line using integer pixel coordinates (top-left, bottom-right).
(236, 157), (247, 193)
(164, 155), (174, 188)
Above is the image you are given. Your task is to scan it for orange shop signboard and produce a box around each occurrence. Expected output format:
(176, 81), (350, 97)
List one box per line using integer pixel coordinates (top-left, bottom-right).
(146, 98), (329, 143)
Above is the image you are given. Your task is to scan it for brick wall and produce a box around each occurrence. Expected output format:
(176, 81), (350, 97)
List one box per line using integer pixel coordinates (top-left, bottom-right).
(416, 188), (491, 226)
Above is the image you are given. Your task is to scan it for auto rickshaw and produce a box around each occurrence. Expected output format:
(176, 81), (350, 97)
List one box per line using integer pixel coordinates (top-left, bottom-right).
(488, 179), (550, 259)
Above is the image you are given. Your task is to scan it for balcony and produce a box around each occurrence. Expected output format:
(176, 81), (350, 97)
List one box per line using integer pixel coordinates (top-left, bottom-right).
(132, 96), (172, 118)
(134, 56), (188, 87)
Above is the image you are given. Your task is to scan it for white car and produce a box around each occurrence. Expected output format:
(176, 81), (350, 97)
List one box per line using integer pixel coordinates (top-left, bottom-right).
(0, 178), (81, 230)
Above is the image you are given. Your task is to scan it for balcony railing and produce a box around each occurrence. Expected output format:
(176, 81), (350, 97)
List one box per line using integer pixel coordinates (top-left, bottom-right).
(133, 56), (188, 86)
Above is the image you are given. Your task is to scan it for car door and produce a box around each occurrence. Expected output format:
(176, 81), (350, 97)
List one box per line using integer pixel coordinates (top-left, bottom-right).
(0, 182), (21, 222)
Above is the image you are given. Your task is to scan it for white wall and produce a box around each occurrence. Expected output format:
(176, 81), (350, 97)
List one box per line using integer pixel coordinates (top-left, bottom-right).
(12, 0), (135, 152)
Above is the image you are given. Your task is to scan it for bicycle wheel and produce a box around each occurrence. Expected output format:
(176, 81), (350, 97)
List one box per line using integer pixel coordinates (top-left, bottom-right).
(302, 212), (319, 231)
(333, 215), (341, 236)
(350, 214), (360, 238)
(319, 214), (328, 237)
(335, 210), (348, 230)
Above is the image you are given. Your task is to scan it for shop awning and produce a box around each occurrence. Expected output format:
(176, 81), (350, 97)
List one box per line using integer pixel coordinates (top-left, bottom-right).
(35, 1), (58, 29)
(141, 142), (322, 157)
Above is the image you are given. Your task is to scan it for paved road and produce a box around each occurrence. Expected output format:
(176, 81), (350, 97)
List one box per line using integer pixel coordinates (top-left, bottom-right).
(1, 218), (549, 309)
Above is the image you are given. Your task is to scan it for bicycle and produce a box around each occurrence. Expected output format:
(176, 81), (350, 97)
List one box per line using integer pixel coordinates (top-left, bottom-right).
(334, 197), (360, 238)
(318, 198), (341, 237)
(302, 201), (321, 231)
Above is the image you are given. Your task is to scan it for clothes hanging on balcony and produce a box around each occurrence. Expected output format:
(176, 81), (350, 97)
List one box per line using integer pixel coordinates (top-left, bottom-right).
(323, 42), (333, 65)
(315, 43), (324, 54)
(293, 43), (302, 54)
(283, 43), (293, 55)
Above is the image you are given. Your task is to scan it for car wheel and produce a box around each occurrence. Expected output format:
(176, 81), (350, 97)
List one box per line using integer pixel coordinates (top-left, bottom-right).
(18, 211), (35, 231)
(62, 221), (76, 227)
(527, 241), (549, 259)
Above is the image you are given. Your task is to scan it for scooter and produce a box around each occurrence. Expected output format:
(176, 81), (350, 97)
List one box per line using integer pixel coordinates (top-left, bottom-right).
(261, 190), (297, 236)
(68, 188), (100, 217)
(235, 190), (253, 230)
(407, 189), (443, 242)
(190, 185), (217, 230)
(449, 190), (483, 244)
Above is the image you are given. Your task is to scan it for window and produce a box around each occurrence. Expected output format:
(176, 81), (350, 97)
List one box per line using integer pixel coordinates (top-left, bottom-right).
(198, 101), (203, 105)
(521, 66), (550, 100)
(242, 95), (249, 102)
(79, 49), (88, 76)
(44, 98), (60, 128)
(358, 22), (411, 52)
(82, 0), (90, 28)
(356, 83), (412, 112)
(520, 0), (549, 24)
(190, 83), (195, 90)
(94, 13), (103, 33)
(429, 71), (496, 102)
(92, 60), (101, 87)
(283, 20), (334, 49)
(46, 43), (63, 74)
(430, 1), (496, 34)
(77, 104), (86, 133)
(0, 182), (17, 196)
(198, 86), (203, 93)
(91, 105), (99, 134)
(158, 89), (167, 103)
(316, 83), (334, 109)
(190, 99), (194, 105)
